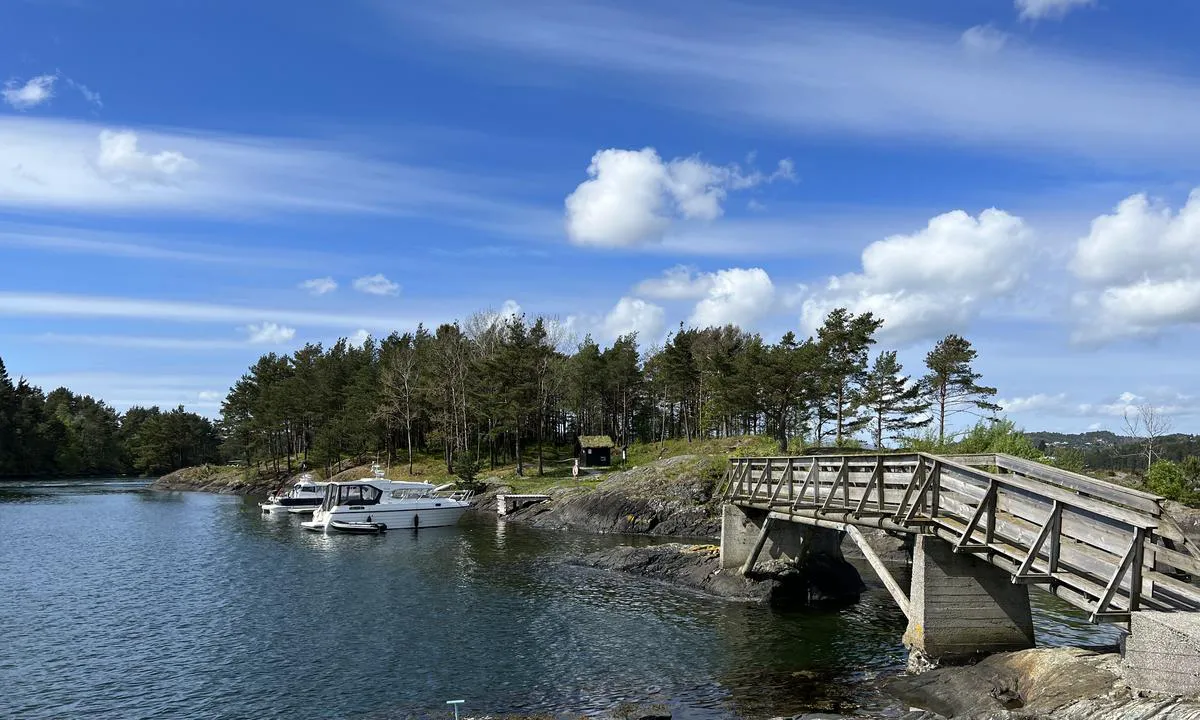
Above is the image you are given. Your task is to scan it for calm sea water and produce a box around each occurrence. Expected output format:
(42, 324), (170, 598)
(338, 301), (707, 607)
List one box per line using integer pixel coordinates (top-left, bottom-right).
(0, 480), (1120, 720)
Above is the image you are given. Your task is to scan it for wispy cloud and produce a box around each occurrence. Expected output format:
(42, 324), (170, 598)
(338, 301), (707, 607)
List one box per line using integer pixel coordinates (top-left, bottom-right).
(19, 371), (230, 415)
(1016, 0), (1095, 22)
(30, 333), (257, 351)
(385, 1), (1200, 165)
(0, 116), (527, 218)
(65, 77), (102, 108)
(3, 75), (56, 110)
(300, 277), (338, 295)
(0, 292), (422, 330)
(353, 273), (401, 296)
(0, 224), (347, 269)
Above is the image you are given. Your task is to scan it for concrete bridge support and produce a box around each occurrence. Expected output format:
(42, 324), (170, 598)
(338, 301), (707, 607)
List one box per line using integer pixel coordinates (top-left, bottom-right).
(720, 504), (809, 569)
(720, 505), (864, 603)
(903, 535), (1035, 670)
(1123, 611), (1200, 694)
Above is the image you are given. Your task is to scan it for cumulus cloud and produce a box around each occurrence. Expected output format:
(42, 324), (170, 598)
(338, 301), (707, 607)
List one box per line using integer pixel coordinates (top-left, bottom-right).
(564, 147), (794, 247)
(352, 273), (400, 296)
(348, 329), (371, 348)
(300, 277), (338, 295)
(245, 322), (296, 344)
(3, 75), (56, 110)
(634, 265), (778, 328)
(960, 25), (1008, 55)
(800, 208), (1031, 343)
(688, 268), (776, 328)
(96, 129), (196, 185)
(1016, 0), (1095, 21)
(635, 265), (714, 300)
(601, 297), (665, 343)
(1070, 190), (1200, 343)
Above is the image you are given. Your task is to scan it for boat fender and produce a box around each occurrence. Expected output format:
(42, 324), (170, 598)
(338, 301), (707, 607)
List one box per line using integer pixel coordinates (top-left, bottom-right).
(413, 514), (420, 529)
(367, 515), (372, 522)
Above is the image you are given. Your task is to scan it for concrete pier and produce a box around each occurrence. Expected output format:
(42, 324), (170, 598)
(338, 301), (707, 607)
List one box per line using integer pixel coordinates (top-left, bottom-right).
(720, 504), (809, 569)
(1123, 611), (1200, 694)
(903, 535), (1035, 668)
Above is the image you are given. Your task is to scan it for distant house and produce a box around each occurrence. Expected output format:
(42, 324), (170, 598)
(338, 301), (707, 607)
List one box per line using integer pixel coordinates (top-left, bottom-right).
(577, 435), (614, 468)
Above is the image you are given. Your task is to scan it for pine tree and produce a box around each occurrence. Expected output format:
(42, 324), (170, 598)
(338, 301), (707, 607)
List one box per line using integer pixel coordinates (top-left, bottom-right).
(816, 308), (883, 445)
(920, 334), (1001, 445)
(861, 351), (929, 449)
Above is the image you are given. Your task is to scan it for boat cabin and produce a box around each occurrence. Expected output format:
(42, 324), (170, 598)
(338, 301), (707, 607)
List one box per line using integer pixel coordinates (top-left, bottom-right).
(576, 435), (614, 468)
(319, 480), (443, 510)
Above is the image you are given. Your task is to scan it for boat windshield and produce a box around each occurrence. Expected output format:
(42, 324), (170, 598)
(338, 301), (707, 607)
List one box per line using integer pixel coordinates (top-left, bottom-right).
(336, 484), (382, 506)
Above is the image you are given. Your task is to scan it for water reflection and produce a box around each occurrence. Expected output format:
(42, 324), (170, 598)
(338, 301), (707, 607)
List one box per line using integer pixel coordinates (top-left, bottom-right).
(0, 481), (1132, 720)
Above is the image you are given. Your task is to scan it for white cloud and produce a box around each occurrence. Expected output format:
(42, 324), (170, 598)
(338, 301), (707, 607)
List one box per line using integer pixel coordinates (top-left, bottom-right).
(801, 208), (1032, 343)
(0, 116), (514, 217)
(687, 268), (776, 328)
(245, 322), (296, 344)
(1070, 190), (1200, 342)
(635, 265), (714, 300)
(300, 277), (338, 295)
(32, 333), (257, 351)
(1016, 0), (1095, 21)
(564, 147), (793, 247)
(394, 3), (1200, 166)
(352, 273), (401, 296)
(998, 393), (1069, 414)
(497, 299), (522, 320)
(197, 390), (223, 404)
(0, 292), (420, 330)
(601, 297), (665, 343)
(3, 75), (55, 110)
(347, 329), (371, 348)
(96, 129), (196, 185)
(65, 78), (102, 108)
(960, 25), (1008, 55)
(20, 371), (230, 416)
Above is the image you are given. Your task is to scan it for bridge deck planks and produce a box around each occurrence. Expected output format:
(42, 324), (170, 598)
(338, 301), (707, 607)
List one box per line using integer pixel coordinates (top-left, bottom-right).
(726, 451), (1200, 622)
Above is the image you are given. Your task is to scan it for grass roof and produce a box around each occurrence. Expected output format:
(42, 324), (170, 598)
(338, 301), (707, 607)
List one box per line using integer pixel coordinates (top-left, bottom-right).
(578, 435), (615, 448)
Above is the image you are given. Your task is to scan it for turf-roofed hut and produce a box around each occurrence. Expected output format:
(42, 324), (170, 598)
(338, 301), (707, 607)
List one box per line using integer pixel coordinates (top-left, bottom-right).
(576, 435), (614, 468)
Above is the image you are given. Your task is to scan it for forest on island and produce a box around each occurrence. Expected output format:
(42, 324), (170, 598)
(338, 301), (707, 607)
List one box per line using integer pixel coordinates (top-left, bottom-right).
(218, 308), (1001, 478)
(0, 357), (220, 477)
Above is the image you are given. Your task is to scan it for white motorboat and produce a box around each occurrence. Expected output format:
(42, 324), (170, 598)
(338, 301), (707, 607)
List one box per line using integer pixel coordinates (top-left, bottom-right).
(301, 465), (472, 532)
(260, 474), (328, 514)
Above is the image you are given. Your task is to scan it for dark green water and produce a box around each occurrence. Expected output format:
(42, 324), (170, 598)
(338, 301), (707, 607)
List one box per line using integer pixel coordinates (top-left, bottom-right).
(0, 481), (1119, 720)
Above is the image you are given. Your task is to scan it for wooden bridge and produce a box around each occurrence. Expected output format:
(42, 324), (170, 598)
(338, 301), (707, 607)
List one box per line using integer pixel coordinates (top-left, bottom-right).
(719, 452), (1200, 689)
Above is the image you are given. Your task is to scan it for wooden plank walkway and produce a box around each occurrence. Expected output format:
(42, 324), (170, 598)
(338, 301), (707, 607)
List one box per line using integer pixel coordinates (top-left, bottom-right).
(723, 452), (1200, 624)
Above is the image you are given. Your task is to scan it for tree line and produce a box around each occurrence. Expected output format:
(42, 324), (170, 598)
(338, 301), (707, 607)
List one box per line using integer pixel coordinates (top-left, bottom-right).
(220, 307), (1002, 477)
(0, 357), (221, 477)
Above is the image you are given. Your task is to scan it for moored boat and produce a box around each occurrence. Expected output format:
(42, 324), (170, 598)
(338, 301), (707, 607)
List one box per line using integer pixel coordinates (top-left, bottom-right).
(260, 474), (328, 514)
(301, 465), (472, 532)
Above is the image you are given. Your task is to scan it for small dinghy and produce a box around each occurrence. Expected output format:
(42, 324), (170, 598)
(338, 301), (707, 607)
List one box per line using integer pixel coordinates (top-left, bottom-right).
(329, 519), (387, 534)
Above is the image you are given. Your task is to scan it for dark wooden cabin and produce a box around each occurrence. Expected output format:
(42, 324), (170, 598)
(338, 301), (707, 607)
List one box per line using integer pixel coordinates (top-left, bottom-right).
(576, 435), (614, 468)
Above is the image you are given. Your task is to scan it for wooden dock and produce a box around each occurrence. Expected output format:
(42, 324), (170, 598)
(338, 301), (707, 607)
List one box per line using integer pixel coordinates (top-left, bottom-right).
(496, 493), (550, 516)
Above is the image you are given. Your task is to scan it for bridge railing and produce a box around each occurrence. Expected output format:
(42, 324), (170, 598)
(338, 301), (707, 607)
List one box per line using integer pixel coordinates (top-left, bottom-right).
(723, 452), (1200, 623)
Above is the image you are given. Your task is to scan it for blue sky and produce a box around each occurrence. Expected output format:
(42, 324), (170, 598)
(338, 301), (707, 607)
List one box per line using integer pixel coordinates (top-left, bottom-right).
(2, 0), (1200, 433)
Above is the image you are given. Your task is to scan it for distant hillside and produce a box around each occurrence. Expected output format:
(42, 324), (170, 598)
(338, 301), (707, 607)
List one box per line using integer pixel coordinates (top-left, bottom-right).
(1025, 430), (1200, 471)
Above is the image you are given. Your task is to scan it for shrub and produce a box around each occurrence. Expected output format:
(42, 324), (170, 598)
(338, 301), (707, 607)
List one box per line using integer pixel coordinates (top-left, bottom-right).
(453, 451), (484, 492)
(1146, 459), (1198, 504)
